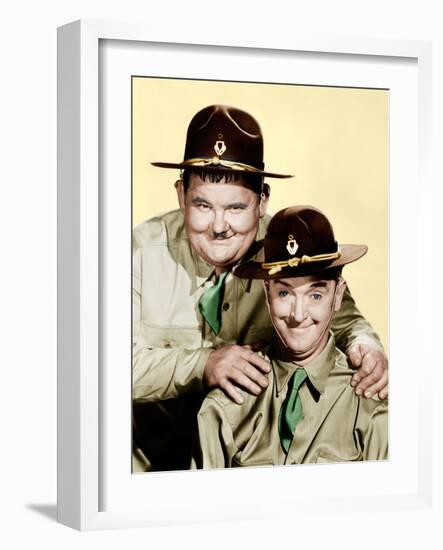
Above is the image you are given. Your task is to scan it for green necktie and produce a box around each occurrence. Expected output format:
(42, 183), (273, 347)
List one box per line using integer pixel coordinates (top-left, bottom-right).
(279, 368), (308, 453)
(198, 271), (228, 334)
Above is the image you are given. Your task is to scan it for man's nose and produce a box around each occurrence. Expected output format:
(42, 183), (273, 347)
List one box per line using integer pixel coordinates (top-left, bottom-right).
(212, 209), (228, 234)
(289, 296), (306, 324)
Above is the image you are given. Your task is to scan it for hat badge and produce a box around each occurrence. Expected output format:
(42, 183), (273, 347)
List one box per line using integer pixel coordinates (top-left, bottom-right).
(214, 133), (227, 157)
(286, 234), (298, 256)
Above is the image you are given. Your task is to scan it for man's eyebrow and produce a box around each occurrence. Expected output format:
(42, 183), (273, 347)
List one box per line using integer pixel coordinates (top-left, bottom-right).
(308, 281), (329, 289)
(274, 279), (330, 289)
(191, 196), (211, 205)
(226, 202), (248, 209)
(275, 279), (292, 288)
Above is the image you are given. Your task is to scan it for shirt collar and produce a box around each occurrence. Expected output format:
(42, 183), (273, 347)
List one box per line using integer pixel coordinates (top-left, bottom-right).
(191, 245), (215, 284)
(272, 333), (337, 397)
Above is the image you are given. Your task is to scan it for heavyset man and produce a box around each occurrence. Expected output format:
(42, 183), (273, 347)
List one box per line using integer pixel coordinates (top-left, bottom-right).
(132, 104), (388, 472)
(193, 206), (388, 468)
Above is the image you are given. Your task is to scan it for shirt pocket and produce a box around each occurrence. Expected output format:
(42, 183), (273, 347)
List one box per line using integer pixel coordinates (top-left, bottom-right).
(232, 456), (274, 468)
(232, 413), (277, 467)
(139, 322), (203, 349)
(315, 449), (363, 464)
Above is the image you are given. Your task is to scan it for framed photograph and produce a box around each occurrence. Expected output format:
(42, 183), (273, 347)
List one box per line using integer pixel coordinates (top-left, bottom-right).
(57, 19), (433, 530)
(131, 79), (390, 475)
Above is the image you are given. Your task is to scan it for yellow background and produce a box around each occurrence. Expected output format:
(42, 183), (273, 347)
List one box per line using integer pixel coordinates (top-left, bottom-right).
(132, 78), (388, 349)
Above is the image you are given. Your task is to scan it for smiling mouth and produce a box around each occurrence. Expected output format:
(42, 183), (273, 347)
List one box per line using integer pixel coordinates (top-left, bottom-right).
(287, 324), (315, 331)
(209, 234), (235, 242)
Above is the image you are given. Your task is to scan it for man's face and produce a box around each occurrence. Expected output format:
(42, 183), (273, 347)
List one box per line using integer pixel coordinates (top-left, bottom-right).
(177, 173), (268, 271)
(266, 275), (346, 363)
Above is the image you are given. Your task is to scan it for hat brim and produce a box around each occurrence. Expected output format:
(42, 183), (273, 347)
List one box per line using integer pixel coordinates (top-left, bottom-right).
(151, 161), (293, 179)
(234, 244), (368, 280)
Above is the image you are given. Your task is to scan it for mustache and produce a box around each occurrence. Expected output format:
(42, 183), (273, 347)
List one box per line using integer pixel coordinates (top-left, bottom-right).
(211, 230), (231, 240)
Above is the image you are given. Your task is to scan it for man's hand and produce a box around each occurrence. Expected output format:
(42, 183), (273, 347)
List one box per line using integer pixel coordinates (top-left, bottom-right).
(347, 342), (388, 400)
(204, 343), (271, 404)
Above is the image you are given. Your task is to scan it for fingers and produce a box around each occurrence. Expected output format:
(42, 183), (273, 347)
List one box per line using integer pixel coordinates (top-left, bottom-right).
(347, 344), (363, 369)
(242, 349), (271, 374)
(358, 369), (389, 399)
(351, 353), (377, 388)
(219, 379), (244, 405)
(220, 358), (269, 399)
(216, 366), (266, 405)
(238, 359), (269, 388)
(228, 366), (268, 395)
(224, 350), (270, 399)
(354, 363), (384, 396)
(378, 384), (389, 400)
(348, 346), (388, 399)
(204, 345), (272, 402)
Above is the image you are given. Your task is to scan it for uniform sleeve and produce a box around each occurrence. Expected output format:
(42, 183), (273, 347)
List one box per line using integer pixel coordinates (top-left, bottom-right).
(331, 285), (384, 353)
(192, 396), (238, 469)
(132, 246), (213, 402)
(133, 346), (212, 402)
(356, 399), (389, 461)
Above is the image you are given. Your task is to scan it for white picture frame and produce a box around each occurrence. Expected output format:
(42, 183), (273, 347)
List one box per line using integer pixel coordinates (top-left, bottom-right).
(57, 19), (434, 531)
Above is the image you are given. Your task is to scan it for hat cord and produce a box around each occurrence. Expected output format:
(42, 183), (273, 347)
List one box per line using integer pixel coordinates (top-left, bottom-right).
(181, 157), (264, 173)
(263, 250), (341, 276)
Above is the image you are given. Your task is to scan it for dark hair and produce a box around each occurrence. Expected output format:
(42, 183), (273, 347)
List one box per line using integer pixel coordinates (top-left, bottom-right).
(181, 168), (268, 196)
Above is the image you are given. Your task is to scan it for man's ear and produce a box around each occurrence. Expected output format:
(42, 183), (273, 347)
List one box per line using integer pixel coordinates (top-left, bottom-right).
(175, 179), (186, 210)
(259, 186), (270, 218)
(333, 278), (347, 312)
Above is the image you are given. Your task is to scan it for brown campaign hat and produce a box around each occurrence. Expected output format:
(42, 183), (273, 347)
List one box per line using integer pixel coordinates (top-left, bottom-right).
(235, 205), (367, 279)
(152, 104), (292, 179)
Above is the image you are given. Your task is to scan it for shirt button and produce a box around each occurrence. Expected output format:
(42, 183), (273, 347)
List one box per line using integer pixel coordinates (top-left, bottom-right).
(222, 302), (230, 311)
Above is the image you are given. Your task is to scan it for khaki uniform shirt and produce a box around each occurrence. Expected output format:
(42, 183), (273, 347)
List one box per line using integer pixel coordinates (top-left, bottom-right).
(133, 209), (383, 471)
(193, 335), (388, 468)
